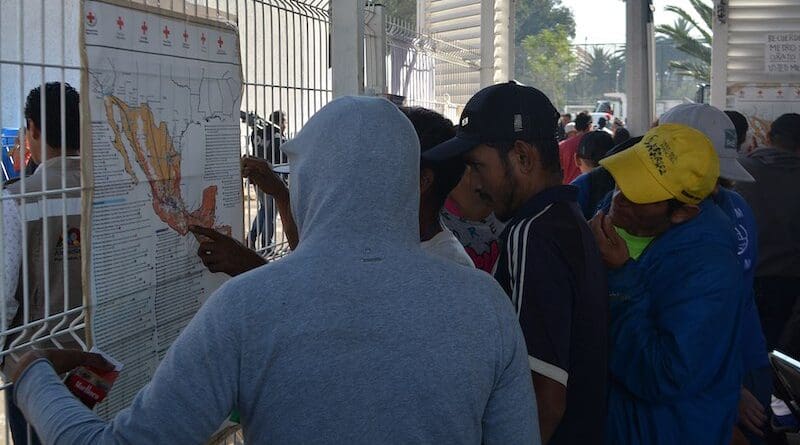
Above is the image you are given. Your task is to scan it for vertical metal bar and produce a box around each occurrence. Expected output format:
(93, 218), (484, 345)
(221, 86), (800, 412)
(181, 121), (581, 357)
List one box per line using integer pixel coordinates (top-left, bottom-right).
(59, 0), (71, 349)
(38, 0), (52, 345)
(0, 0), (7, 352)
(18, 0), (30, 349)
(242, 0), (251, 240)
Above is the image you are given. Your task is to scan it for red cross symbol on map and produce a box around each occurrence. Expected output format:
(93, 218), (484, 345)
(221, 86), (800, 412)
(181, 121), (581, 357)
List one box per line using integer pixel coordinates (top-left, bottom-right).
(201, 33), (207, 45)
(86, 12), (96, 25)
(116, 16), (124, 29)
(163, 26), (170, 39)
(183, 29), (189, 42)
(141, 21), (148, 34)
(217, 36), (224, 48)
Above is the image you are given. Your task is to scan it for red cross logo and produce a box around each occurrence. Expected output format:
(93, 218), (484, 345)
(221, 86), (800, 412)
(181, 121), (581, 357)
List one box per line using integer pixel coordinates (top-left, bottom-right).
(183, 29), (189, 42)
(217, 36), (224, 48)
(141, 21), (148, 34)
(201, 33), (206, 45)
(116, 16), (124, 29)
(86, 12), (96, 25)
(163, 26), (170, 39)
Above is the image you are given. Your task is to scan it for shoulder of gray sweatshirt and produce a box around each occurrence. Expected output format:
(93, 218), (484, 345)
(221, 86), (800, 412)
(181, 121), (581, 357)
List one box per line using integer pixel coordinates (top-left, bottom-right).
(736, 147), (800, 278)
(15, 96), (540, 445)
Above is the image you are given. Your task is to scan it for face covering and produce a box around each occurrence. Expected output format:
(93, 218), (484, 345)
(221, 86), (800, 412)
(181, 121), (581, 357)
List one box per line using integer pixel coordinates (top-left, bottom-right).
(614, 226), (655, 261)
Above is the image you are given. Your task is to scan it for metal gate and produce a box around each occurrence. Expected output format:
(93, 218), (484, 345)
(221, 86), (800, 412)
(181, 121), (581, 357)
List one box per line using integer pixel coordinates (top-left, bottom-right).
(364, 3), (481, 123)
(0, 0), (331, 443)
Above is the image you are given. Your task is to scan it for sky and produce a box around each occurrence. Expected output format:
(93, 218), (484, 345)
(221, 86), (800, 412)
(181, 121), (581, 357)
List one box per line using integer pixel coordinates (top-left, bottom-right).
(559, 0), (706, 45)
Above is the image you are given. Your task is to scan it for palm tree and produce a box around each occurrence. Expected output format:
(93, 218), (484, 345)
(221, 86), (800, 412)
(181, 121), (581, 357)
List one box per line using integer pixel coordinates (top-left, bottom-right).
(655, 0), (712, 83)
(577, 46), (625, 96)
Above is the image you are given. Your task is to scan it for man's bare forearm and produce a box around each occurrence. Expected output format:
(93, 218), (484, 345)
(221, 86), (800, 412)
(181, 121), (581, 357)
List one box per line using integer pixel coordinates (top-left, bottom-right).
(532, 372), (566, 443)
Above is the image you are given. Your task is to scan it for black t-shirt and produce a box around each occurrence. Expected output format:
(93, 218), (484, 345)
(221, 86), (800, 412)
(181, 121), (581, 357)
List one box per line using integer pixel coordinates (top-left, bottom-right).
(494, 185), (608, 445)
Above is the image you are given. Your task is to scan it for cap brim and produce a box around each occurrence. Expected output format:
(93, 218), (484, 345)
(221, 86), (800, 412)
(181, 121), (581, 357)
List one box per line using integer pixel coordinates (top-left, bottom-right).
(421, 135), (481, 162)
(719, 158), (754, 182)
(600, 147), (674, 205)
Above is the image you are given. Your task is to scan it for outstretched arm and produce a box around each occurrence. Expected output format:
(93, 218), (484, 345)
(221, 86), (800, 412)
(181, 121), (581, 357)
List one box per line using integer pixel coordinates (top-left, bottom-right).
(14, 287), (243, 444)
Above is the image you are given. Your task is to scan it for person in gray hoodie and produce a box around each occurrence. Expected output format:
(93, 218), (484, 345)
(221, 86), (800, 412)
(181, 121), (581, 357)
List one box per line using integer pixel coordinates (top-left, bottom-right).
(736, 113), (800, 359)
(8, 96), (540, 444)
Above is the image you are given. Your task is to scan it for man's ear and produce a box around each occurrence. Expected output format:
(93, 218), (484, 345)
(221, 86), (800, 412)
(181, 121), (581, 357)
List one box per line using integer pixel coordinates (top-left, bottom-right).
(670, 204), (700, 225)
(420, 167), (434, 195)
(511, 140), (537, 174)
(574, 153), (583, 168)
(27, 119), (41, 141)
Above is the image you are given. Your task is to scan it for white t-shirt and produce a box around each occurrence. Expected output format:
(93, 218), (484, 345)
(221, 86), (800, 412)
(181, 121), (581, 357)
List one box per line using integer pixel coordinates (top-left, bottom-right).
(421, 227), (475, 268)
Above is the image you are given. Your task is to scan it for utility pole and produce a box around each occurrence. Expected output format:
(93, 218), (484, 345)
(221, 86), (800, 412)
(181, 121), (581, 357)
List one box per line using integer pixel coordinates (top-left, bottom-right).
(331, 0), (365, 97)
(625, 0), (656, 135)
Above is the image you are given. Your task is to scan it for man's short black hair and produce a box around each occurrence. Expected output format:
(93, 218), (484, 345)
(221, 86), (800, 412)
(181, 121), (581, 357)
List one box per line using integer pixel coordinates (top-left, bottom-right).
(574, 112), (592, 132)
(270, 110), (285, 126)
(769, 113), (800, 152)
(724, 110), (748, 147)
(24, 82), (80, 151)
(597, 117), (607, 129)
(612, 128), (631, 146)
(577, 131), (614, 167)
(400, 107), (465, 209)
(562, 113), (572, 120)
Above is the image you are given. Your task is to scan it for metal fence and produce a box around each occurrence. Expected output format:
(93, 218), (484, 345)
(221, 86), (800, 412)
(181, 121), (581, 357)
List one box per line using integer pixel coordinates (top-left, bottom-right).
(0, 0), (331, 443)
(364, 5), (481, 123)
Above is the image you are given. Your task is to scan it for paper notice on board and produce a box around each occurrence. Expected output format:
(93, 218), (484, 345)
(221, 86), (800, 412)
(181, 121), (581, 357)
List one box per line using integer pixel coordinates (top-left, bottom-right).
(766, 32), (800, 74)
(82, 0), (243, 418)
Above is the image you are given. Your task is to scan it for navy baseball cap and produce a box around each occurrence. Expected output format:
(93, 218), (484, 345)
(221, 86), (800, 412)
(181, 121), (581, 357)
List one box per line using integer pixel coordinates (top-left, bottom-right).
(422, 81), (560, 161)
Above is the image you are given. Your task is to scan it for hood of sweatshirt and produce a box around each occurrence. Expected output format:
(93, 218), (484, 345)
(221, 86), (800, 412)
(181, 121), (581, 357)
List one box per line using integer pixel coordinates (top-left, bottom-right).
(281, 96), (421, 254)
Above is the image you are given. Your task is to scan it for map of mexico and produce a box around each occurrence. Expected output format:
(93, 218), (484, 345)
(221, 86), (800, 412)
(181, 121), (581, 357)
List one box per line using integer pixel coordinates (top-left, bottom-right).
(81, 0), (244, 418)
(103, 97), (230, 236)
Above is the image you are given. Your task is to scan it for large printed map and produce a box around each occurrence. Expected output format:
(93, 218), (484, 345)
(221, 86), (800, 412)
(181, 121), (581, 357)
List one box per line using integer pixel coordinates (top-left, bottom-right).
(82, 0), (243, 417)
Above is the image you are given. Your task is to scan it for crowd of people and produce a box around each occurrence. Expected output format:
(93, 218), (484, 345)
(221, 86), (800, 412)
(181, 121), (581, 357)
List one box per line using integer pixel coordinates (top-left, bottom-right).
(2, 79), (800, 445)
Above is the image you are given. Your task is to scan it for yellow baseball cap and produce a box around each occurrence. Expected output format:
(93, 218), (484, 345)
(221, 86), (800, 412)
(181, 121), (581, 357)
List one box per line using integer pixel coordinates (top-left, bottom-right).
(599, 123), (720, 205)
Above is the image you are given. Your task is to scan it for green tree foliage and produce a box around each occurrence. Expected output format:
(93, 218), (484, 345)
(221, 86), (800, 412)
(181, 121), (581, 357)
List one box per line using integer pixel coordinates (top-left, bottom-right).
(578, 46), (625, 95)
(655, 0), (712, 83)
(381, 0), (416, 25)
(521, 25), (575, 107)
(515, 0), (576, 82)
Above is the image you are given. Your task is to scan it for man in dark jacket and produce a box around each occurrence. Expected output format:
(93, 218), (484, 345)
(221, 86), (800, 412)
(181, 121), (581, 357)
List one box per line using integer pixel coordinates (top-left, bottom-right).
(736, 113), (800, 358)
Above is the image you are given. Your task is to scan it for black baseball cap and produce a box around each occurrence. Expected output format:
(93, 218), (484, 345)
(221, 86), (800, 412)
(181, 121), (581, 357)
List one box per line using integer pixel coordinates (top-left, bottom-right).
(422, 81), (560, 161)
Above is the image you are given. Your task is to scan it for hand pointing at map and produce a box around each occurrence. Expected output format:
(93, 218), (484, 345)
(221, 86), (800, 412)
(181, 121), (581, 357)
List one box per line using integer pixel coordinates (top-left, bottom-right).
(189, 225), (267, 276)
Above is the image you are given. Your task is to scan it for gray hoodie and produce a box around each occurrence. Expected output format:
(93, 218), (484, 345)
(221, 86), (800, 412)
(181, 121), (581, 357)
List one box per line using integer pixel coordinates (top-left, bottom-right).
(737, 147), (800, 278)
(15, 96), (540, 444)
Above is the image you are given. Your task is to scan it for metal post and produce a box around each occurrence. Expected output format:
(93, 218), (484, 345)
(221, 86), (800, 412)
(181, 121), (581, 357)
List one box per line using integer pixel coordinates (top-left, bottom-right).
(480, 0), (496, 87)
(710, 0), (729, 108)
(374, 3), (387, 95)
(331, 0), (364, 97)
(625, 0), (656, 135)
(493, 0), (514, 83)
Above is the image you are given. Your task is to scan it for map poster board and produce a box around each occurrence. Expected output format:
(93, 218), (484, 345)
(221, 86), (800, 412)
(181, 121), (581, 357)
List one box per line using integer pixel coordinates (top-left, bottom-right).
(729, 84), (800, 153)
(766, 32), (800, 74)
(80, 0), (243, 417)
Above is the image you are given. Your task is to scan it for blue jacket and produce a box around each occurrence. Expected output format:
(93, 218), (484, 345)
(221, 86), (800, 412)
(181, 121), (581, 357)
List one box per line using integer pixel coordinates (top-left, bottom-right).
(606, 200), (744, 445)
(714, 187), (769, 372)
